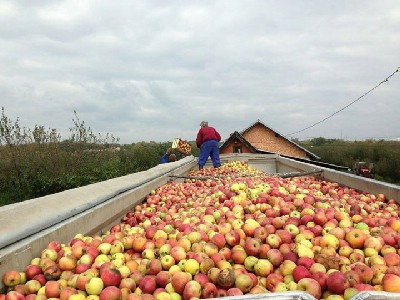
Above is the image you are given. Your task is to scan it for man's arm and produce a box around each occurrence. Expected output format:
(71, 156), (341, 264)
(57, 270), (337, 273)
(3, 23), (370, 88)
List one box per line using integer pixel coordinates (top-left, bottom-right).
(196, 130), (203, 148)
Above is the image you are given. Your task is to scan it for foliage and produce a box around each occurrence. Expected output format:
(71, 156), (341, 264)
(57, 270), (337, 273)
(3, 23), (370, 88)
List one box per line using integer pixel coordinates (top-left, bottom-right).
(299, 138), (400, 184)
(0, 108), (199, 206)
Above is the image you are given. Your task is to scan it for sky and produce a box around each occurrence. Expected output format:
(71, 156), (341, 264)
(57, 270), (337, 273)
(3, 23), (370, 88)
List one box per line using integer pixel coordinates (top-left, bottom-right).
(1, 1), (399, 145)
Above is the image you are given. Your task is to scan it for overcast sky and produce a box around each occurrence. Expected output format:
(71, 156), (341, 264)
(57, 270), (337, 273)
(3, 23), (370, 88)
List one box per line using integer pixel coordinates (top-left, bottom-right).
(1, 1), (399, 144)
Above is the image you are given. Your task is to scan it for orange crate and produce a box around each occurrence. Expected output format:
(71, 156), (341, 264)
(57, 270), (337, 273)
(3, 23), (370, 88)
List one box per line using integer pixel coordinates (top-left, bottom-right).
(172, 138), (192, 156)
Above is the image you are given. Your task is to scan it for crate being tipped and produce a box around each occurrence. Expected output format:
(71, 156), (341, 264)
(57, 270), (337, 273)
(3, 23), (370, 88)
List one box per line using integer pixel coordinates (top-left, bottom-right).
(172, 138), (192, 156)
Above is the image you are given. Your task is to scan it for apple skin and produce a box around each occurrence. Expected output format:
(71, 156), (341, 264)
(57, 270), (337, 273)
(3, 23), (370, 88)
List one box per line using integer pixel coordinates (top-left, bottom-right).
(351, 263), (373, 284)
(3, 291), (25, 300)
(85, 277), (104, 295)
(326, 271), (350, 294)
(297, 257), (315, 269)
(234, 273), (254, 293)
(297, 277), (322, 299)
(344, 269), (362, 287)
(171, 271), (191, 294)
(264, 273), (284, 291)
(99, 286), (122, 300)
(266, 249), (284, 267)
(383, 273), (400, 292)
(155, 270), (171, 288)
(100, 267), (122, 287)
(201, 282), (218, 299)
(345, 228), (367, 249)
(254, 259), (273, 277)
(170, 246), (187, 262)
(32, 274), (46, 287)
(59, 286), (78, 300)
(292, 265), (312, 282)
(183, 280), (202, 300)
(310, 271), (327, 291)
(24, 265), (43, 281)
(2, 270), (22, 287)
(384, 252), (400, 267)
(24, 279), (42, 294)
(44, 280), (62, 298)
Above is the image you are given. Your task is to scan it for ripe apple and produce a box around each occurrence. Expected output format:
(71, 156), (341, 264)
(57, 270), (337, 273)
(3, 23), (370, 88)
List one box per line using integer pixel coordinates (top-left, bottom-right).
(345, 228), (367, 249)
(235, 273), (254, 293)
(3, 291), (25, 300)
(310, 271), (327, 291)
(58, 255), (77, 271)
(24, 279), (42, 294)
(297, 277), (322, 299)
(138, 274), (157, 294)
(100, 267), (122, 287)
(170, 246), (187, 262)
(264, 273), (284, 291)
(384, 252), (400, 267)
(254, 259), (273, 277)
(24, 265), (43, 281)
(266, 249), (284, 267)
(171, 271), (190, 295)
(99, 286), (122, 300)
(383, 273), (400, 292)
(184, 258), (200, 275)
(352, 263), (373, 284)
(2, 270), (22, 287)
(182, 280), (202, 300)
(85, 277), (104, 295)
(326, 271), (350, 294)
(59, 286), (78, 300)
(244, 237), (261, 256)
(44, 280), (62, 298)
(292, 265), (311, 282)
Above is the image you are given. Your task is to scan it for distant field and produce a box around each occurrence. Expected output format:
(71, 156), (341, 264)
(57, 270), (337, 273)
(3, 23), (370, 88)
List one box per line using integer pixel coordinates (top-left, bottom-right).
(298, 138), (400, 185)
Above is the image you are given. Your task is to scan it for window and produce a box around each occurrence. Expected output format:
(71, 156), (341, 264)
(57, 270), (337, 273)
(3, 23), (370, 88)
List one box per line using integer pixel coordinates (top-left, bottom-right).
(233, 146), (242, 153)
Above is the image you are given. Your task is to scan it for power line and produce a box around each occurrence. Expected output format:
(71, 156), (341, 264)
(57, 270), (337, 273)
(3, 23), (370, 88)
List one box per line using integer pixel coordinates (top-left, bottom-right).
(286, 67), (400, 137)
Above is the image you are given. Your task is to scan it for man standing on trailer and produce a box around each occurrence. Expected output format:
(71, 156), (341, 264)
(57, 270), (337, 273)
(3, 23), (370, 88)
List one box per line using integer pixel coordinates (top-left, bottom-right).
(196, 121), (221, 169)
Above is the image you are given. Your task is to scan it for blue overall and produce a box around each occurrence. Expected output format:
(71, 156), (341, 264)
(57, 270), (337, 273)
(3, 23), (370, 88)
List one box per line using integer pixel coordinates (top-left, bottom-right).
(198, 139), (221, 168)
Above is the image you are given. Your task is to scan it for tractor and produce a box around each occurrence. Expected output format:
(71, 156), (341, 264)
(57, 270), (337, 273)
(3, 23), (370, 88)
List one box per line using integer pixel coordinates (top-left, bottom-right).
(353, 161), (373, 178)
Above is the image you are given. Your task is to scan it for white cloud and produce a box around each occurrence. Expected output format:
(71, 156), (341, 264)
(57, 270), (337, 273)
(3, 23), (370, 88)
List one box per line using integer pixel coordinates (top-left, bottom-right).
(0, 1), (399, 144)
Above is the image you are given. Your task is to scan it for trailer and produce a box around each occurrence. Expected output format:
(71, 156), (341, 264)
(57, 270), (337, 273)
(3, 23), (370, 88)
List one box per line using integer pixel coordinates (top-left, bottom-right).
(1, 153), (400, 299)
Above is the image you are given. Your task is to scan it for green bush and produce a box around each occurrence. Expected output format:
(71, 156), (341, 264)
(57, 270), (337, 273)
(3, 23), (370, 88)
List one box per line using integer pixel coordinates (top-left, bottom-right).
(0, 108), (199, 206)
(299, 138), (400, 184)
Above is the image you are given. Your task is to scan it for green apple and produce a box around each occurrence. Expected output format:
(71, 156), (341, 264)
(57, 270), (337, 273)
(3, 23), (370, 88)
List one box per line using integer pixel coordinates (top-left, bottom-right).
(85, 277), (104, 295)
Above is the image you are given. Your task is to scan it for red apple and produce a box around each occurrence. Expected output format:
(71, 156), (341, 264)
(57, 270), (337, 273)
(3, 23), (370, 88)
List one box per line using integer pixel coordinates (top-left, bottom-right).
(326, 271), (350, 294)
(99, 286), (122, 300)
(292, 265), (311, 282)
(297, 277), (322, 299)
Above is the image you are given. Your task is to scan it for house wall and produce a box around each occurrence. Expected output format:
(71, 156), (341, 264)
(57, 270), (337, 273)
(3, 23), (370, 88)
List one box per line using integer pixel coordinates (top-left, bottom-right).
(242, 124), (307, 158)
(220, 141), (253, 154)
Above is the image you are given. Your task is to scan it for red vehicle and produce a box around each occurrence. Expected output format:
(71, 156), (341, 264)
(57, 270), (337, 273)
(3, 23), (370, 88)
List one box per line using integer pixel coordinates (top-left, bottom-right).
(353, 161), (373, 178)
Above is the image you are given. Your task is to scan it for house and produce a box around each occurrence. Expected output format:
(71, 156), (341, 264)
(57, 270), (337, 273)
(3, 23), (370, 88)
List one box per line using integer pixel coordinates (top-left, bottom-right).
(219, 120), (319, 160)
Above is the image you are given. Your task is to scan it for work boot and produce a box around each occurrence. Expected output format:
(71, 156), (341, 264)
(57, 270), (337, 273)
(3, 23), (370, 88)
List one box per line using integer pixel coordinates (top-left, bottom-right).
(199, 165), (203, 170)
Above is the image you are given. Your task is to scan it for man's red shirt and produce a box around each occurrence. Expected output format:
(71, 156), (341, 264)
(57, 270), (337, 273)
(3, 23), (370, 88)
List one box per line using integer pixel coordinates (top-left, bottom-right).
(196, 126), (221, 148)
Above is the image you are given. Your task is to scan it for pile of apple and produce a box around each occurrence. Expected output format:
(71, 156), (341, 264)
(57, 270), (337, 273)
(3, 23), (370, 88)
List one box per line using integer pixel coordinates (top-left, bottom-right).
(2, 161), (400, 300)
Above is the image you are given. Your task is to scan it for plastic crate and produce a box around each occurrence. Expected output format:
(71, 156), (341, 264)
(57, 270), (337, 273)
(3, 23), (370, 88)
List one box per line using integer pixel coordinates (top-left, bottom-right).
(209, 291), (317, 300)
(350, 291), (400, 300)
